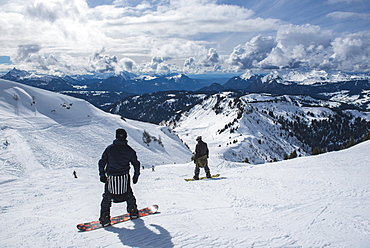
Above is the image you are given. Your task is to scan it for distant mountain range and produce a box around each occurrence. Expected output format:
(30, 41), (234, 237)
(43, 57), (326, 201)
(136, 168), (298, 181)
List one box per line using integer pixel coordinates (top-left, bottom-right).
(1, 68), (204, 94)
(1, 70), (370, 165)
(2, 68), (370, 114)
(222, 70), (370, 110)
(0, 68), (205, 109)
(111, 70), (370, 124)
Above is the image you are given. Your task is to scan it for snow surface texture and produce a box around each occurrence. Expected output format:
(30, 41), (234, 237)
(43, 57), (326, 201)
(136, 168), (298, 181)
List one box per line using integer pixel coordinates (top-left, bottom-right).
(1, 79), (370, 247)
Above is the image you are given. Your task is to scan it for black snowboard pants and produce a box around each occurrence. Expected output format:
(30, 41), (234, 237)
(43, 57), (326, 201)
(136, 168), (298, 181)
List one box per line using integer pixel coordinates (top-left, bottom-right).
(100, 177), (137, 218)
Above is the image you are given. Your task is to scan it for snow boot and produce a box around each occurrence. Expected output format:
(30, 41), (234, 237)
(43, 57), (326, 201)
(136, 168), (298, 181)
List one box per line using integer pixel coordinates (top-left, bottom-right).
(206, 173), (212, 178)
(128, 208), (140, 219)
(193, 175), (199, 180)
(99, 212), (111, 227)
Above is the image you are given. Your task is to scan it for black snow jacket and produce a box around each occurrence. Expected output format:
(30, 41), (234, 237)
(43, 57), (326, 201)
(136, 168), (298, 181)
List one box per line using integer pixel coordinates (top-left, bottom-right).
(194, 140), (209, 160)
(98, 139), (140, 176)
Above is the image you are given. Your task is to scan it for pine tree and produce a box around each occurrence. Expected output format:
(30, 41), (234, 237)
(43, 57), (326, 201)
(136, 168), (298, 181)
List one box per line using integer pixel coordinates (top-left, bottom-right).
(346, 137), (355, 148)
(312, 147), (322, 155)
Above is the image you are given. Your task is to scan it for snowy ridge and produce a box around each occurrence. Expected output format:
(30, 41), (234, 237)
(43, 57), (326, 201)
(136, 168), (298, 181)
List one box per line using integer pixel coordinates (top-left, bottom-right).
(171, 92), (370, 165)
(224, 69), (370, 111)
(0, 79), (191, 178)
(255, 69), (370, 85)
(281, 70), (370, 85)
(1, 68), (203, 94)
(172, 92), (307, 165)
(1, 80), (370, 247)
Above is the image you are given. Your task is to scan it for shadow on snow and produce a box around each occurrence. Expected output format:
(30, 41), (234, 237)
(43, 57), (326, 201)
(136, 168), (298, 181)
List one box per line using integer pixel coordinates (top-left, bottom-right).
(105, 218), (174, 248)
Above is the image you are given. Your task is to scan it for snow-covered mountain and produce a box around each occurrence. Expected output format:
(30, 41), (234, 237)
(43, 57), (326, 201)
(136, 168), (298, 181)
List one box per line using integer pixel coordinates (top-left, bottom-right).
(1, 68), (203, 94)
(225, 70), (370, 111)
(0, 69), (207, 110)
(110, 91), (206, 124)
(0, 78), (191, 178)
(4, 68), (370, 114)
(87, 73), (203, 94)
(1, 79), (370, 247)
(1, 68), (76, 91)
(167, 92), (370, 164)
(111, 87), (370, 164)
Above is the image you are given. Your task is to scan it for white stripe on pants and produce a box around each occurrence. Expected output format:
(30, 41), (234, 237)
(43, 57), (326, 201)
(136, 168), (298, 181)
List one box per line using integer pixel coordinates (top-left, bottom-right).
(107, 174), (128, 195)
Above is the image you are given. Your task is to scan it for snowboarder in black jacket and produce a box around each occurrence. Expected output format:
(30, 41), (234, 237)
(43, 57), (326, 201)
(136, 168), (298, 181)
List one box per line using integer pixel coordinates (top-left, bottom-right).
(193, 136), (211, 180)
(98, 128), (141, 226)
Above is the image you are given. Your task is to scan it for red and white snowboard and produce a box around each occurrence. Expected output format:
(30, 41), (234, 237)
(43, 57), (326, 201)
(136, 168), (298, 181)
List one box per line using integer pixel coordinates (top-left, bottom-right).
(77, 205), (159, 232)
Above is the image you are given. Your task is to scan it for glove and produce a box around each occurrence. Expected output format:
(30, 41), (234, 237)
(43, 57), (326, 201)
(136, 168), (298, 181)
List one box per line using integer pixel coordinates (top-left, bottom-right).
(132, 174), (139, 184)
(100, 175), (107, 183)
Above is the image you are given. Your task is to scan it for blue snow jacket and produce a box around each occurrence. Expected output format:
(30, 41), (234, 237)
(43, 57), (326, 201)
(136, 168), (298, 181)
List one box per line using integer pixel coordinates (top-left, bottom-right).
(98, 139), (140, 176)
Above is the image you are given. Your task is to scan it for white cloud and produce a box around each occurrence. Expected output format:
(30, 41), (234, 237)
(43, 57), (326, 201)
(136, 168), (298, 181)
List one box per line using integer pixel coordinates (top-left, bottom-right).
(327, 0), (367, 3)
(25, 0), (87, 22)
(276, 25), (332, 49)
(139, 56), (179, 75)
(120, 57), (136, 71)
(1, 0), (109, 57)
(327, 11), (370, 20)
(151, 39), (207, 59)
(9, 47), (140, 75)
(14, 44), (42, 62)
(202, 48), (220, 67)
(0, 0), (369, 74)
(89, 48), (119, 73)
(331, 31), (370, 71)
(182, 48), (222, 74)
(226, 35), (277, 70)
(257, 24), (332, 69)
(226, 25), (370, 71)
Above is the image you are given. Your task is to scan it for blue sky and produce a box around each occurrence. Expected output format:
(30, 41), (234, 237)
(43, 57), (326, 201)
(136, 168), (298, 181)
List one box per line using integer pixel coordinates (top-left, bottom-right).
(0, 0), (369, 75)
(223, 0), (369, 31)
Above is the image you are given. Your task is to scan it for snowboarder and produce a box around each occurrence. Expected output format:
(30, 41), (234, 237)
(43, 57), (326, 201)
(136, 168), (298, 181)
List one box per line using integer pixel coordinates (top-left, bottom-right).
(192, 136), (211, 180)
(98, 128), (141, 226)
(73, 170), (78, 178)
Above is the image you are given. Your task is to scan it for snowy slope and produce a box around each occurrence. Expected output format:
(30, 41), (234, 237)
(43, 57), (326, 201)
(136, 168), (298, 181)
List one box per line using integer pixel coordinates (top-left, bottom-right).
(1, 79), (370, 247)
(0, 78), (191, 179)
(171, 91), (370, 165)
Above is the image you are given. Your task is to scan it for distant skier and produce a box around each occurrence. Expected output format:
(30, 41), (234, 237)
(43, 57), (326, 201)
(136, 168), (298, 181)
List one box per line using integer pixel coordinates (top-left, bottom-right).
(98, 128), (141, 226)
(73, 170), (78, 178)
(192, 136), (211, 180)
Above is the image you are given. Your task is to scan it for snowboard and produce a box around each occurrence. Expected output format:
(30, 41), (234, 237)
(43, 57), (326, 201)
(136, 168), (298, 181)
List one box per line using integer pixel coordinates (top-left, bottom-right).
(184, 174), (220, 181)
(77, 205), (159, 232)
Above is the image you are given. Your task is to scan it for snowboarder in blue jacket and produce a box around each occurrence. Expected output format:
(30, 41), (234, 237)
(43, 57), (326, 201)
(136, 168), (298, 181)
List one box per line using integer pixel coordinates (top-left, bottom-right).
(98, 129), (141, 226)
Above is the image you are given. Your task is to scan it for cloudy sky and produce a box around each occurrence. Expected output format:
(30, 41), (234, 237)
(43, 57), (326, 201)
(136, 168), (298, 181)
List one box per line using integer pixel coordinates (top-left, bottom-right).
(0, 0), (369, 75)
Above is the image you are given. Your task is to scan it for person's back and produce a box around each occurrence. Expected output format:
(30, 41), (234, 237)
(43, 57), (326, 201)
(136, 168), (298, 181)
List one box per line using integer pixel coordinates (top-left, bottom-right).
(99, 139), (139, 176)
(193, 136), (211, 180)
(195, 140), (208, 160)
(98, 129), (141, 226)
